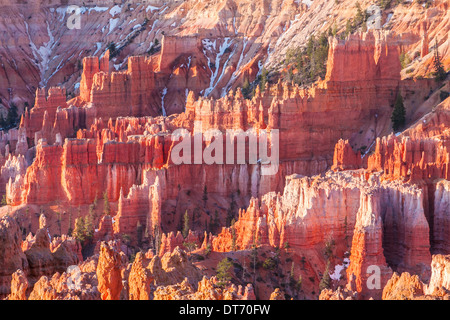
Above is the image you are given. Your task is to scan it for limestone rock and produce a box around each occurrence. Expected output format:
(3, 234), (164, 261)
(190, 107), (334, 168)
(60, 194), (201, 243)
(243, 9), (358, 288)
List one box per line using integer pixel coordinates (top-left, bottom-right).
(96, 241), (124, 300)
(6, 269), (28, 300)
(0, 216), (29, 298)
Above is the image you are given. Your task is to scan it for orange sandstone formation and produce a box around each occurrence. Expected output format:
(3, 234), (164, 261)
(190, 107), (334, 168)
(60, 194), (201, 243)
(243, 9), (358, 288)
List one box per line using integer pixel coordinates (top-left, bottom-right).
(96, 241), (124, 300)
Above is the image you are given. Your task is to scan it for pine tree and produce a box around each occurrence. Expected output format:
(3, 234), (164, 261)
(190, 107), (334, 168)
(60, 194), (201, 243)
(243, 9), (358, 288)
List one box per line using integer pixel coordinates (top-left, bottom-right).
(107, 42), (116, 57)
(183, 241), (198, 259)
(57, 211), (62, 235)
(0, 114), (5, 128)
(6, 103), (18, 128)
(231, 218), (237, 251)
(93, 193), (98, 208)
(250, 235), (259, 283)
(296, 275), (303, 291)
(103, 191), (110, 216)
(73, 217), (86, 243)
(391, 92), (406, 132)
(67, 211), (73, 236)
(211, 209), (220, 233)
(432, 40), (446, 82)
(354, 2), (366, 27)
(136, 221), (143, 247)
(85, 210), (94, 240)
(182, 210), (190, 238)
(242, 79), (252, 99)
(153, 226), (161, 255)
(1, 194), (7, 206)
(290, 262), (295, 281)
(202, 185), (208, 204)
(216, 258), (233, 288)
(344, 216), (349, 248)
(319, 260), (332, 291)
(259, 68), (269, 92)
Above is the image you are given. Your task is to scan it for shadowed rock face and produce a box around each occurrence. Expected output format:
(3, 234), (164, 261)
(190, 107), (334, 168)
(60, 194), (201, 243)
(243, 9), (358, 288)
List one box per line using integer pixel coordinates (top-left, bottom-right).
(0, 216), (28, 298)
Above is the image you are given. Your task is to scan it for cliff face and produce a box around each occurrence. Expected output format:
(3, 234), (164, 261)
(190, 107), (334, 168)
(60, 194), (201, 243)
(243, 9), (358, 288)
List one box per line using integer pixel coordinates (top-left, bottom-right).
(0, 30), (412, 260)
(331, 98), (450, 258)
(325, 31), (401, 83)
(0, 216), (29, 298)
(381, 254), (450, 300)
(425, 254), (450, 296)
(0, 0), (310, 108)
(211, 170), (436, 298)
(266, 0), (449, 80)
(345, 192), (393, 300)
(9, 30), (403, 207)
(23, 215), (79, 287)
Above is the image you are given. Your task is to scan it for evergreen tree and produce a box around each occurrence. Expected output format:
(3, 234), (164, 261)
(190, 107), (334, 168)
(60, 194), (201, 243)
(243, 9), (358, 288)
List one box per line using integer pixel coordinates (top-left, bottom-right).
(301, 256), (306, 269)
(226, 193), (237, 226)
(205, 242), (212, 256)
(0, 114), (6, 128)
(290, 262), (295, 281)
(319, 260), (332, 291)
(216, 258), (233, 288)
(6, 103), (18, 128)
(202, 185), (208, 203)
(1, 194), (7, 206)
(73, 217), (86, 243)
(103, 191), (110, 216)
(107, 42), (116, 57)
(182, 210), (190, 238)
(231, 218), (237, 251)
(242, 79), (252, 99)
(93, 193), (98, 208)
(67, 211), (73, 236)
(354, 2), (367, 27)
(259, 68), (269, 92)
(136, 221), (143, 247)
(391, 92), (406, 132)
(85, 210), (94, 240)
(88, 203), (96, 225)
(432, 40), (446, 82)
(296, 275), (303, 291)
(57, 211), (62, 235)
(250, 234), (259, 283)
(210, 209), (220, 233)
(183, 241), (198, 259)
(153, 226), (161, 255)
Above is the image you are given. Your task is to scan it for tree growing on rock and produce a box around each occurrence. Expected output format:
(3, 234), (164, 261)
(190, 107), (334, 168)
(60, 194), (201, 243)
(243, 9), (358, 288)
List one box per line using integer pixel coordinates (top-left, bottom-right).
(153, 226), (162, 255)
(202, 185), (208, 205)
(182, 210), (190, 238)
(216, 258), (233, 288)
(231, 218), (237, 251)
(103, 191), (111, 217)
(432, 40), (447, 82)
(73, 217), (86, 243)
(6, 103), (18, 128)
(391, 92), (406, 132)
(319, 260), (332, 291)
(183, 241), (198, 259)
